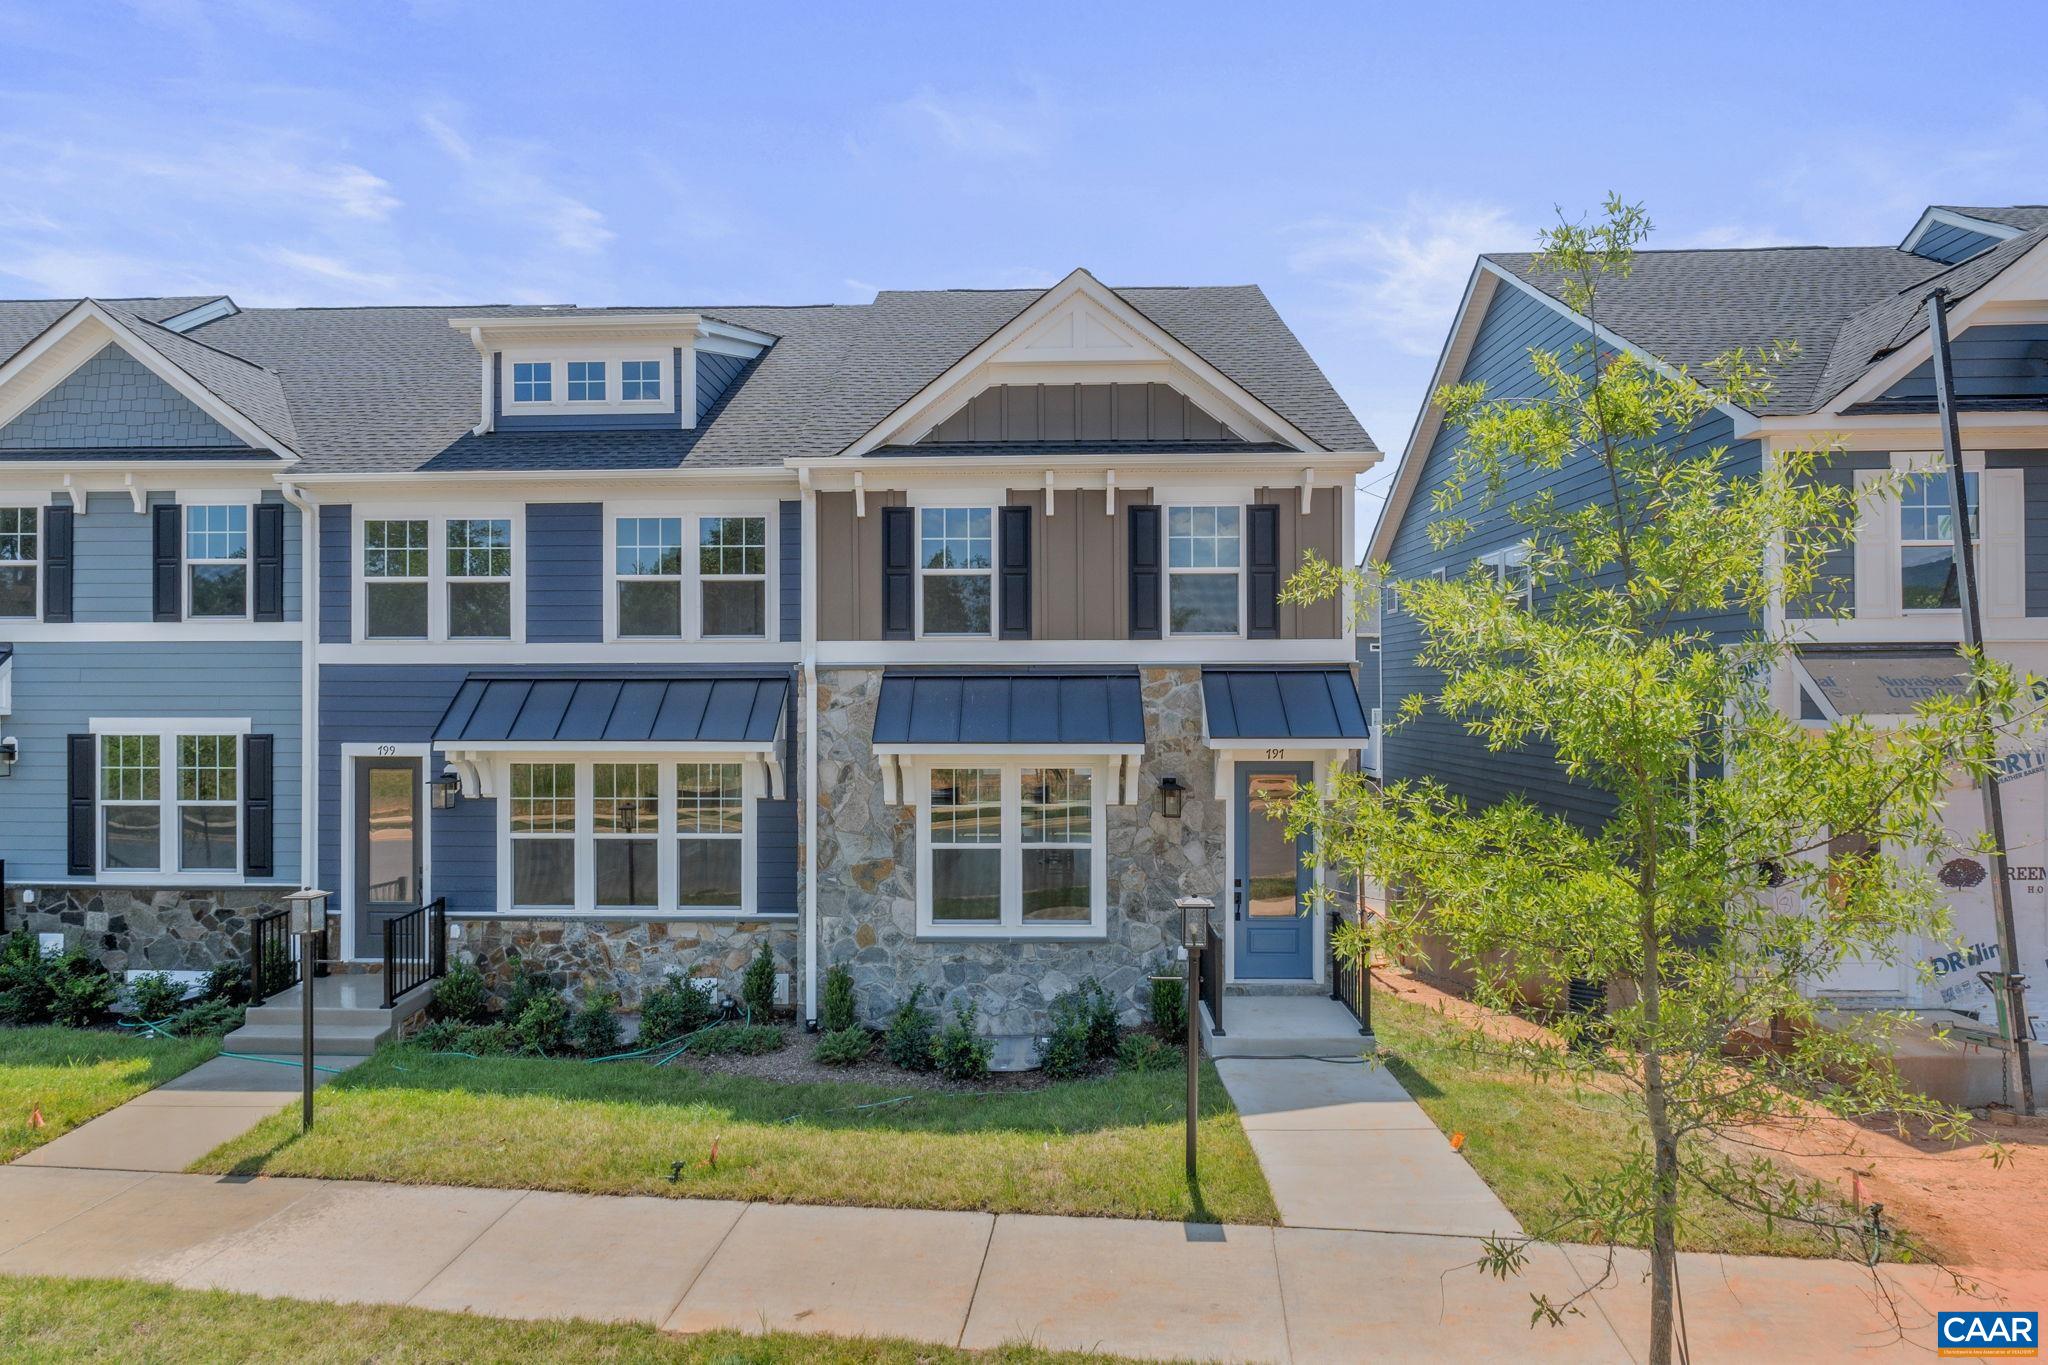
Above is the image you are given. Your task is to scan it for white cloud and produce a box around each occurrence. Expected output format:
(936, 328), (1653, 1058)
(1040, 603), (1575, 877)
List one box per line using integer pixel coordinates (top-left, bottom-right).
(1287, 199), (1527, 356)
(420, 109), (613, 254)
(889, 83), (1056, 159)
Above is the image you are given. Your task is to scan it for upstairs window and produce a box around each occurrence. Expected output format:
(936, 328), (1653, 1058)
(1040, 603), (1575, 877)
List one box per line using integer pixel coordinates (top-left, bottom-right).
(1167, 505), (1241, 635)
(699, 515), (766, 637)
(0, 506), (36, 618)
(512, 361), (552, 404)
(363, 518), (430, 638)
(185, 505), (249, 618)
(620, 359), (663, 401)
(445, 518), (513, 638)
(567, 360), (607, 402)
(616, 516), (684, 637)
(1900, 473), (1979, 611)
(918, 506), (993, 636)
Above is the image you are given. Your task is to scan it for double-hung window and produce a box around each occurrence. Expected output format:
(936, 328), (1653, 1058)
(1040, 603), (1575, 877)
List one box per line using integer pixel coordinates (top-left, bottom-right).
(677, 763), (744, 908)
(593, 763), (658, 908)
(1479, 543), (1533, 607)
(446, 518), (513, 638)
(509, 762), (577, 908)
(698, 516), (766, 637)
(512, 362), (552, 404)
(363, 519), (430, 638)
(620, 359), (663, 401)
(186, 505), (249, 618)
(97, 728), (241, 875)
(616, 517), (684, 636)
(918, 507), (993, 636)
(0, 506), (36, 618)
(1899, 472), (1979, 611)
(920, 763), (1106, 935)
(1167, 505), (1241, 634)
(567, 360), (606, 402)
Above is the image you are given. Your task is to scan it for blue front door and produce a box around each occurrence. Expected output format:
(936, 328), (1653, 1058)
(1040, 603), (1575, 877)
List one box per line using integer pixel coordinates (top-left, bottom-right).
(1233, 763), (1314, 980)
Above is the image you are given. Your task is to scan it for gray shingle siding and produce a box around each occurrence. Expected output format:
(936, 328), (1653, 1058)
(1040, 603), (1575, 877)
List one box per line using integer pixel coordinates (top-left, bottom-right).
(525, 502), (603, 643)
(1985, 451), (2048, 616)
(319, 504), (351, 643)
(0, 344), (244, 449)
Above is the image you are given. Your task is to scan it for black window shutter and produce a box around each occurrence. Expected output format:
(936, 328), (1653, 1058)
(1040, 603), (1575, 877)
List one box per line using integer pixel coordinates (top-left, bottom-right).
(42, 504), (73, 623)
(880, 504), (914, 640)
(67, 734), (95, 875)
(152, 503), (182, 622)
(1247, 503), (1281, 639)
(244, 734), (274, 878)
(999, 505), (1032, 639)
(252, 502), (285, 622)
(1128, 503), (1162, 639)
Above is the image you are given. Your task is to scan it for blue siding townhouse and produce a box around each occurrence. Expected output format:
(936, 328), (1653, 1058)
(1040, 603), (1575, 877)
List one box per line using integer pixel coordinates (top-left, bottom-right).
(1369, 204), (2048, 1029)
(0, 271), (1379, 1046)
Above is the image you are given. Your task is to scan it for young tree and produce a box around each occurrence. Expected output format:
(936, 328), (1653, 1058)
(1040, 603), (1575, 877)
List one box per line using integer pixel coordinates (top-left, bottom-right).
(1285, 197), (2023, 1365)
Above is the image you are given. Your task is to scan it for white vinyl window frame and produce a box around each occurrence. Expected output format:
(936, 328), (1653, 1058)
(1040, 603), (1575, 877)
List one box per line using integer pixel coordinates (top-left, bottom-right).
(912, 501), (998, 640)
(602, 499), (778, 643)
(1479, 542), (1533, 607)
(0, 503), (40, 621)
(88, 716), (251, 885)
(502, 347), (672, 417)
(591, 761), (660, 910)
(619, 358), (665, 402)
(1163, 502), (1247, 640)
(490, 753), (764, 917)
(910, 757), (1110, 939)
(1896, 469), (1980, 615)
(352, 506), (525, 644)
(696, 513), (770, 640)
(443, 516), (516, 640)
(183, 502), (253, 621)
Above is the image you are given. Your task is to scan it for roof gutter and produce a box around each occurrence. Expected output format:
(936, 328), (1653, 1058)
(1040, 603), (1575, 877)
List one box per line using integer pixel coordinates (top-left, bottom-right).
(786, 448), (1382, 475)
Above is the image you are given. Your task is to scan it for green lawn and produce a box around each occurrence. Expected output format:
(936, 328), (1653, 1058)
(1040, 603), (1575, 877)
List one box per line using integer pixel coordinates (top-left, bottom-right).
(2, 1026), (219, 1163)
(0, 1274), (1152, 1363)
(1371, 991), (1865, 1257)
(195, 1046), (1276, 1224)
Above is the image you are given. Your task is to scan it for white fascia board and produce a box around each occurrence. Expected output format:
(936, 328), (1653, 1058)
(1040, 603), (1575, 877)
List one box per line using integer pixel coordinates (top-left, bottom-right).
(450, 312), (704, 340)
(872, 742), (1145, 758)
(1899, 207), (2023, 255)
(697, 319), (777, 355)
(1202, 736), (1362, 751)
(0, 302), (297, 459)
(284, 467), (799, 489)
(840, 268), (1320, 456)
(790, 449), (1379, 482)
(438, 739), (777, 755)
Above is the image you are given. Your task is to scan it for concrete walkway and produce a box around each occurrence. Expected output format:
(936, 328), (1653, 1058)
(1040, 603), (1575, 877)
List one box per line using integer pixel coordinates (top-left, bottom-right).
(0, 1163), (2011, 1362)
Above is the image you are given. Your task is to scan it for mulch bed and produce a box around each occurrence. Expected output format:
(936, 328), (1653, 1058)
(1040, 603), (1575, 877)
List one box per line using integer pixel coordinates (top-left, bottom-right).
(663, 1023), (1111, 1092)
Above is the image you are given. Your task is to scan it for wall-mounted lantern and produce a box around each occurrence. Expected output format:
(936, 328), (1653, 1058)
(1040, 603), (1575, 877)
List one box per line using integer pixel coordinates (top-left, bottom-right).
(1159, 775), (1185, 820)
(0, 737), (17, 778)
(431, 766), (462, 811)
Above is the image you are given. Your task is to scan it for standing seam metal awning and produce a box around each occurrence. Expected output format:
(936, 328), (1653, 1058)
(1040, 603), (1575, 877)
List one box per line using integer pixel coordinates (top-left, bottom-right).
(1200, 667), (1369, 745)
(872, 671), (1145, 749)
(434, 673), (788, 746)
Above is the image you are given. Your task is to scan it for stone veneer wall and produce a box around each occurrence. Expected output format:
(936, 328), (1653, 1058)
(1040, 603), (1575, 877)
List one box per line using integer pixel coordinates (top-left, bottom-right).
(1, 884), (288, 973)
(814, 666), (1225, 1037)
(450, 915), (798, 1011)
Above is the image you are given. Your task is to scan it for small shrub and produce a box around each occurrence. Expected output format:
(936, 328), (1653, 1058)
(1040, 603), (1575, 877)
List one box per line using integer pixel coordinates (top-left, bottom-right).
(168, 997), (244, 1037)
(0, 930), (55, 1025)
(1149, 974), (1187, 1039)
(510, 992), (568, 1055)
(454, 1022), (513, 1056)
(1046, 978), (1122, 1066)
(814, 1025), (874, 1066)
(821, 964), (857, 1033)
(412, 1018), (465, 1052)
(502, 968), (559, 1022)
(126, 972), (188, 1022)
(571, 990), (623, 1056)
(741, 944), (778, 1021)
(1039, 1021), (1092, 1080)
(202, 959), (249, 1005)
(432, 962), (489, 1024)
(1116, 1033), (1181, 1073)
(47, 951), (117, 1028)
(884, 984), (937, 1071)
(639, 971), (717, 1046)
(689, 1023), (784, 1056)
(931, 1002), (993, 1081)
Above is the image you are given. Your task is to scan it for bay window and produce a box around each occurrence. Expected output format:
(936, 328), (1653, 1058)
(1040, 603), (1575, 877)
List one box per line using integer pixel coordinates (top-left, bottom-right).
(1167, 505), (1241, 635)
(593, 762), (658, 908)
(363, 518), (430, 638)
(186, 504), (249, 618)
(917, 761), (1107, 935)
(96, 726), (244, 875)
(677, 763), (744, 908)
(0, 506), (35, 617)
(509, 762), (577, 908)
(918, 506), (993, 636)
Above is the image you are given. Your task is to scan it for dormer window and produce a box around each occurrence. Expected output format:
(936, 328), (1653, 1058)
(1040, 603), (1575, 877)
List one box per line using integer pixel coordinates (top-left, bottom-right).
(621, 360), (663, 401)
(512, 362), (552, 404)
(567, 361), (607, 402)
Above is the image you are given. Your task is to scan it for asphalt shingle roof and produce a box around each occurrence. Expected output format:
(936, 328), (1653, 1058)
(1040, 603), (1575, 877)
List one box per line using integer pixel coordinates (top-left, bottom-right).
(0, 280), (1370, 473)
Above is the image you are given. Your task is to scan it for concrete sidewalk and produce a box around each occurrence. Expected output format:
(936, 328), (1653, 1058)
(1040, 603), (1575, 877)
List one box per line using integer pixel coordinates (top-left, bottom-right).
(0, 1164), (2013, 1362)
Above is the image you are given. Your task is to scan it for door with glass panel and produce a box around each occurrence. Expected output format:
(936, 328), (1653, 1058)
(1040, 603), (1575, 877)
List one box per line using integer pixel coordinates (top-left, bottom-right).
(354, 757), (422, 957)
(1233, 763), (1315, 979)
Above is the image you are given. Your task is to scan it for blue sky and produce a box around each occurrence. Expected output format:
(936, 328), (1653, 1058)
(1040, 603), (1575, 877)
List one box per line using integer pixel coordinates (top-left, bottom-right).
(2, 1), (2044, 547)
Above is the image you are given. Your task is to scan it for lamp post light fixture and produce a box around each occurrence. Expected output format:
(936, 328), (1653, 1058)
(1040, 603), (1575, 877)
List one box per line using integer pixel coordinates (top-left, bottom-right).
(1174, 895), (1214, 1182)
(431, 766), (462, 811)
(282, 889), (331, 1133)
(0, 736), (17, 778)
(1159, 775), (1185, 820)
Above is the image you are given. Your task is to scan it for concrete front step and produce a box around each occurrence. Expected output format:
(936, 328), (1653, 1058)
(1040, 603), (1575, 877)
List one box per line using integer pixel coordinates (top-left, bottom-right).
(1199, 996), (1374, 1060)
(223, 974), (434, 1056)
(1223, 981), (1331, 998)
(219, 1021), (391, 1056)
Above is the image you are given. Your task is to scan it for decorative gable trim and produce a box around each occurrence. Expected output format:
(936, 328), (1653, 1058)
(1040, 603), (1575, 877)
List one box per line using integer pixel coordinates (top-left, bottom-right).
(0, 301), (295, 459)
(840, 268), (1320, 457)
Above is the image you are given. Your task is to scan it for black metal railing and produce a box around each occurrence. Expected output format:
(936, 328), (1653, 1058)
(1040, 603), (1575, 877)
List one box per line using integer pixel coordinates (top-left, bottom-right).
(381, 896), (448, 1009)
(1198, 905), (1225, 1036)
(1329, 878), (1374, 1036)
(249, 906), (300, 1005)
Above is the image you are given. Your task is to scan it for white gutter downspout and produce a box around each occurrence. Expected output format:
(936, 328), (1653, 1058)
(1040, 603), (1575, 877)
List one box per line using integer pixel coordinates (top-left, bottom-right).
(278, 481), (320, 894)
(799, 472), (821, 1026)
(471, 328), (492, 436)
